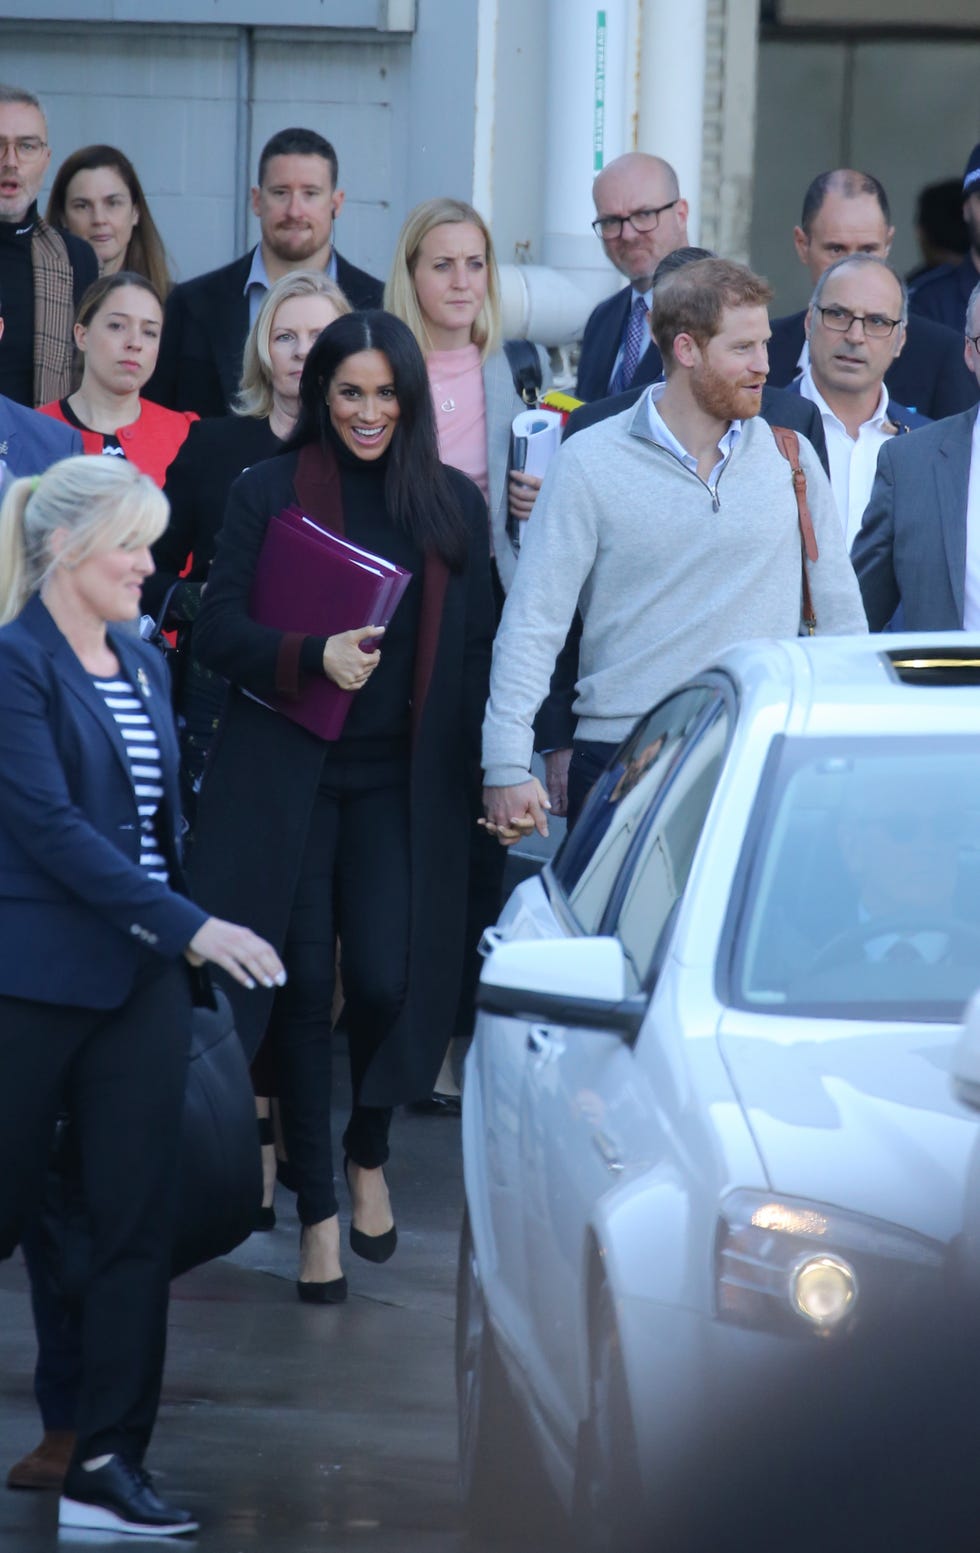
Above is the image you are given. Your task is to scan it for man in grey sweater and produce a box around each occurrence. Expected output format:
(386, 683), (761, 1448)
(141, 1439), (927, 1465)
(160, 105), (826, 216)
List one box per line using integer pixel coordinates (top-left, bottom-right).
(481, 257), (867, 840)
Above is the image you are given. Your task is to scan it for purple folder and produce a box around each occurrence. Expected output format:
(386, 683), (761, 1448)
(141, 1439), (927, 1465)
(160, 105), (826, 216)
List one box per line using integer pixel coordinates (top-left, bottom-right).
(248, 505), (412, 740)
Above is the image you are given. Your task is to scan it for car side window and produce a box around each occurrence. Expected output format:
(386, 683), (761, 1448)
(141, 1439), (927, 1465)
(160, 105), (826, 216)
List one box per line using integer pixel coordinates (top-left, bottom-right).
(610, 706), (730, 992)
(553, 687), (720, 936)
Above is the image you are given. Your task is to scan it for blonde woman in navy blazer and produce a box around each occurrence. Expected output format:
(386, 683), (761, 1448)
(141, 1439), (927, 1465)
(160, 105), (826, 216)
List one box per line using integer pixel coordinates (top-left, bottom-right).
(0, 457), (283, 1538)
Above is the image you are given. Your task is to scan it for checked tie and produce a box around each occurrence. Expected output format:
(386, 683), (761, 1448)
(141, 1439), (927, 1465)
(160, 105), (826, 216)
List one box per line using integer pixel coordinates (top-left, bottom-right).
(616, 293), (648, 392)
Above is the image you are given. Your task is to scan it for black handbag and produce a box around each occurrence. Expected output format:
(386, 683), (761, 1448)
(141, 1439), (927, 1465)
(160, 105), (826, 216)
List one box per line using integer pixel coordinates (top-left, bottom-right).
(41, 980), (261, 1292)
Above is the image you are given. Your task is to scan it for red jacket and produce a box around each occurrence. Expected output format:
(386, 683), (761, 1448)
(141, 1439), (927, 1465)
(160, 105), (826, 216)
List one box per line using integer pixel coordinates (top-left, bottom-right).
(38, 397), (198, 489)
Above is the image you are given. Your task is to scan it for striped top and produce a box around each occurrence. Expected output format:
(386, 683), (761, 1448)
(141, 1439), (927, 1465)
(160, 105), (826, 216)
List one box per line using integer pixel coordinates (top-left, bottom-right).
(91, 675), (169, 884)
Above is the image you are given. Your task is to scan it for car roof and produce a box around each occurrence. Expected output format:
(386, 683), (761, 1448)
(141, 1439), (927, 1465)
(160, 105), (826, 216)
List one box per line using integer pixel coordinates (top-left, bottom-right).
(711, 633), (980, 739)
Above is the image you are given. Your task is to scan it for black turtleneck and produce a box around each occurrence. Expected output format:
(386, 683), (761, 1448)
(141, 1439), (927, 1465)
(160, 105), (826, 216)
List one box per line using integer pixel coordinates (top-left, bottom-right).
(0, 201), (37, 406)
(316, 427), (424, 765)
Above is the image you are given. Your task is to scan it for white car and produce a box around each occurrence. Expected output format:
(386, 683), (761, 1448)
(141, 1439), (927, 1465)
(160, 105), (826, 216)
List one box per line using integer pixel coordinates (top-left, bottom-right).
(458, 635), (980, 1549)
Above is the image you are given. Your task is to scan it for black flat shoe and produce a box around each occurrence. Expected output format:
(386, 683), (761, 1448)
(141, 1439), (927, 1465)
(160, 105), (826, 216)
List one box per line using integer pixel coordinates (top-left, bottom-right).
(59, 1455), (197, 1536)
(406, 1091), (462, 1117)
(344, 1158), (398, 1263)
(297, 1226), (347, 1303)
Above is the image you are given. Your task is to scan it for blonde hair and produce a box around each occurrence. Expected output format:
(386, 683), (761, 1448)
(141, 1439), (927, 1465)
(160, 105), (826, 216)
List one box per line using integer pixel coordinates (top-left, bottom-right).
(233, 271), (352, 419)
(384, 197), (501, 363)
(0, 457), (168, 626)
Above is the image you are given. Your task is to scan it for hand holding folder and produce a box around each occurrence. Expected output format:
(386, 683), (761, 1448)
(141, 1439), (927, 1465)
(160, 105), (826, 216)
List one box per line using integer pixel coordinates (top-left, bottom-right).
(248, 505), (412, 740)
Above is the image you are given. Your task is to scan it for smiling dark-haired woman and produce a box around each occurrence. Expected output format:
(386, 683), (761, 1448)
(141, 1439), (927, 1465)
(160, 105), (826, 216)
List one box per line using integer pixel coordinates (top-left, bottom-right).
(190, 310), (493, 1299)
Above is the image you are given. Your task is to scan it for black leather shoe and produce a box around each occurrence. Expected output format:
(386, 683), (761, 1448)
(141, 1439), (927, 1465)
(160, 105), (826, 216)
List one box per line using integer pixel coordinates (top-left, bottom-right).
(59, 1455), (198, 1536)
(297, 1227), (347, 1303)
(344, 1158), (398, 1263)
(406, 1091), (462, 1118)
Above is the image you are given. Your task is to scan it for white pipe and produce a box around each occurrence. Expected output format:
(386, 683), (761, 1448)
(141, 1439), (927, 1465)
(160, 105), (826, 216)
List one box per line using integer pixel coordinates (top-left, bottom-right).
(540, 0), (634, 304)
(498, 263), (595, 347)
(637, 0), (708, 244)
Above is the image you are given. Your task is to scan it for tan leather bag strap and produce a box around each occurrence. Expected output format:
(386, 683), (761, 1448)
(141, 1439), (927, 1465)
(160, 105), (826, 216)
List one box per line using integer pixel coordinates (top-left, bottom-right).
(771, 425), (818, 636)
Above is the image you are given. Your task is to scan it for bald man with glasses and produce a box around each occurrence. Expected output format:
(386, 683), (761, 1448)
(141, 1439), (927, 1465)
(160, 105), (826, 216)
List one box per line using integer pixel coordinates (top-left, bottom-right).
(575, 152), (689, 401)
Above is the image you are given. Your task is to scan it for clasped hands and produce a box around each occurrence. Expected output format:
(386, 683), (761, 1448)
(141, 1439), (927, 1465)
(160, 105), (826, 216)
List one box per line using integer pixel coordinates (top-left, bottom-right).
(322, 625), (385, 691)
(480, 777), (552, 848)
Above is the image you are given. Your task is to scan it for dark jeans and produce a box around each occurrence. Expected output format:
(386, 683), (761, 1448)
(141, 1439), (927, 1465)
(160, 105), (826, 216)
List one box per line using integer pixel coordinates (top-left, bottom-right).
(273, 766), (409, 1225)
(566, 738), (621, 830)
(21, 1216), (82, 1432)
(0, 961), (192, 1464)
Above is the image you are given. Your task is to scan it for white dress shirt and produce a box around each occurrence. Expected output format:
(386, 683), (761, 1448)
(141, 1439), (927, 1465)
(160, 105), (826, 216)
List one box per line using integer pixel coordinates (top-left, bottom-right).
(799, 368), (895, 550)
(962, 407), (980, 630)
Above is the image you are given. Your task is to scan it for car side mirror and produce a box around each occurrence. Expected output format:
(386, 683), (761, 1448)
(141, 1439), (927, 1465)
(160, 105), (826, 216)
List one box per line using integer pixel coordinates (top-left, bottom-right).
(952, 990), (980, 1111)
(476, 935), (645, 1040)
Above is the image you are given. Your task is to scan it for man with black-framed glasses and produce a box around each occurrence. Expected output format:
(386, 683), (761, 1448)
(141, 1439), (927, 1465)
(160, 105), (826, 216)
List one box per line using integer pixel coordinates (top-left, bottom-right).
(788, 254), (929, 549)
(853, 278), (980, 631)
(576, 152), (689, 401)
(0, 83), (96, 408)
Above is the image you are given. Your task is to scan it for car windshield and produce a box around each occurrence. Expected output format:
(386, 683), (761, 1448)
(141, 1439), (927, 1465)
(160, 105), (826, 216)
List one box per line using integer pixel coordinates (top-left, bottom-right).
(730, 738), (980, 1022)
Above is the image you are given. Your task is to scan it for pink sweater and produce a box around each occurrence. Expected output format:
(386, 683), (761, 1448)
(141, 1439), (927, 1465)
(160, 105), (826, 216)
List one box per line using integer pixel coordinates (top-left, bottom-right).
(426, 345), (488, 501)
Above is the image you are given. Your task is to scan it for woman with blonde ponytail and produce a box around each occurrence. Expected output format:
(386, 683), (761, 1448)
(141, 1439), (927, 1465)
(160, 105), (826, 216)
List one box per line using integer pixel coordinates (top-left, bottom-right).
(0, 456), (284, 1537)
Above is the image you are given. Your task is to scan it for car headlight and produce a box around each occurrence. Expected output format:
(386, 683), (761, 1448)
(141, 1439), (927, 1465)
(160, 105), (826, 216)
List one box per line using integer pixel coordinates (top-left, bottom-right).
(715, 1190), (944, 1339)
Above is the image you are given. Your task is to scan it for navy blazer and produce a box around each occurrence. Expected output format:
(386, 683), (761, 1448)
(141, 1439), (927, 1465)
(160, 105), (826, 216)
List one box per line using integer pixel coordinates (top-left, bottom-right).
(576, 284), (664, 402)
(850, 408), (976, 631)
(146, 248), (385, 418)
(766, 309), (978, 421)
(0, 596), (207, 1008)
(0, 393), (82, 476)
(781, 377), (929, 434)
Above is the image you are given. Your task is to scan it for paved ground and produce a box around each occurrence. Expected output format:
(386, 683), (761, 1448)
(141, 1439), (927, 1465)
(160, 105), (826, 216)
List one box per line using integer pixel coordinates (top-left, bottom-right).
(0, 1050), (489, 1553)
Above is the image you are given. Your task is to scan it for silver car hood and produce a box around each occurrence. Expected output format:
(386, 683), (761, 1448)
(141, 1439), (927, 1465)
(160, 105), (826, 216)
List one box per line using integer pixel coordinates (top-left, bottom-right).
(717, 1020), (980, 1243)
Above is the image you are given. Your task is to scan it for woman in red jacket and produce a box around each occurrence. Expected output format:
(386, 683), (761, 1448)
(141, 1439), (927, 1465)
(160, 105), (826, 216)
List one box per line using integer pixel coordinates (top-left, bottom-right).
(39, 273), (195, 487)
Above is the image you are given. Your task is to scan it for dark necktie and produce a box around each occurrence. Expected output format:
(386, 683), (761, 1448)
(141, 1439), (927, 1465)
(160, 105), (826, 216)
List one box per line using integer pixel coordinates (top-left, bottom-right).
(614, 294), (648, 392)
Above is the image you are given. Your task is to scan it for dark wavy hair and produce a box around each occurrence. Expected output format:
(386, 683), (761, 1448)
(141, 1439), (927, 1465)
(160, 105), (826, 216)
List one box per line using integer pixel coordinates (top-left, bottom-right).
(289, 310), (469, 571)
(46, 144), (173, 298)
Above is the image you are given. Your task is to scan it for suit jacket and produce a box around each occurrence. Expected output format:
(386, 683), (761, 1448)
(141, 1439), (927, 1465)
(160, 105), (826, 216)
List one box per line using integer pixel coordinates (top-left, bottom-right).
(0, 595), (206, 1008)
(145, 248), (384, 418)
(909, 254), (979, 334)
(535, 381), (831, 753)
(766, 309), (978, 421)
(851, 407), (976, 631)
(0, 393), (81, 475)
(576, 284), (664, 402)
(781, 376), (929, 435)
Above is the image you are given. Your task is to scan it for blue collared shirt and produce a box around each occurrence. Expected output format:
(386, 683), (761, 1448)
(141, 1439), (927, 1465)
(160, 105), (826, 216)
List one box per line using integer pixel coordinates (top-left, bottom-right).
(244, 245), (339, 326)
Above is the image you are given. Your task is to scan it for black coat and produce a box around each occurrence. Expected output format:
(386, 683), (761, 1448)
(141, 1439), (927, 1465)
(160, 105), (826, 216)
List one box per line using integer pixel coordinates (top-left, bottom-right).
(766, 309), (979, 421)
(145, 412), (282, 620)
(145, 249), (384, 417)
(576, 283), (664, 401)
(188, 444), (494, 1105)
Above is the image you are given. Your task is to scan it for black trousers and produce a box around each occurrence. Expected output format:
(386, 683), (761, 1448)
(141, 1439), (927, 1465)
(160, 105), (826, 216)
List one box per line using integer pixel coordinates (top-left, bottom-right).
(272, 766), (409, 1224)
(567, 738), (621, 830)
(0, 960), (192, 1464)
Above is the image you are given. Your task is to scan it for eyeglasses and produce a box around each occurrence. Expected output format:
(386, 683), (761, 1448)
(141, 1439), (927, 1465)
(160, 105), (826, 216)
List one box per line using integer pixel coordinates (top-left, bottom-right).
(591, 200), (678, 240)
(872, 811), (963, 845)
(0, 136), (48, 163)
(814, 304), (902, 339)
(967, 333), (980, 351)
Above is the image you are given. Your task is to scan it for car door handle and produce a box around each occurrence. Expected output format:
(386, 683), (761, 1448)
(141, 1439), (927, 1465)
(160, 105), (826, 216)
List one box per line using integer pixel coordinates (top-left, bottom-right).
(526, 1025), (564, 1059)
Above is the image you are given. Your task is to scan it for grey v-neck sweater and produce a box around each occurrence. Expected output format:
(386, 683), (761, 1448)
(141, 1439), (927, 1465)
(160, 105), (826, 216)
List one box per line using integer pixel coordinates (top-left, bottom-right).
(482, 395), (867, 787)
